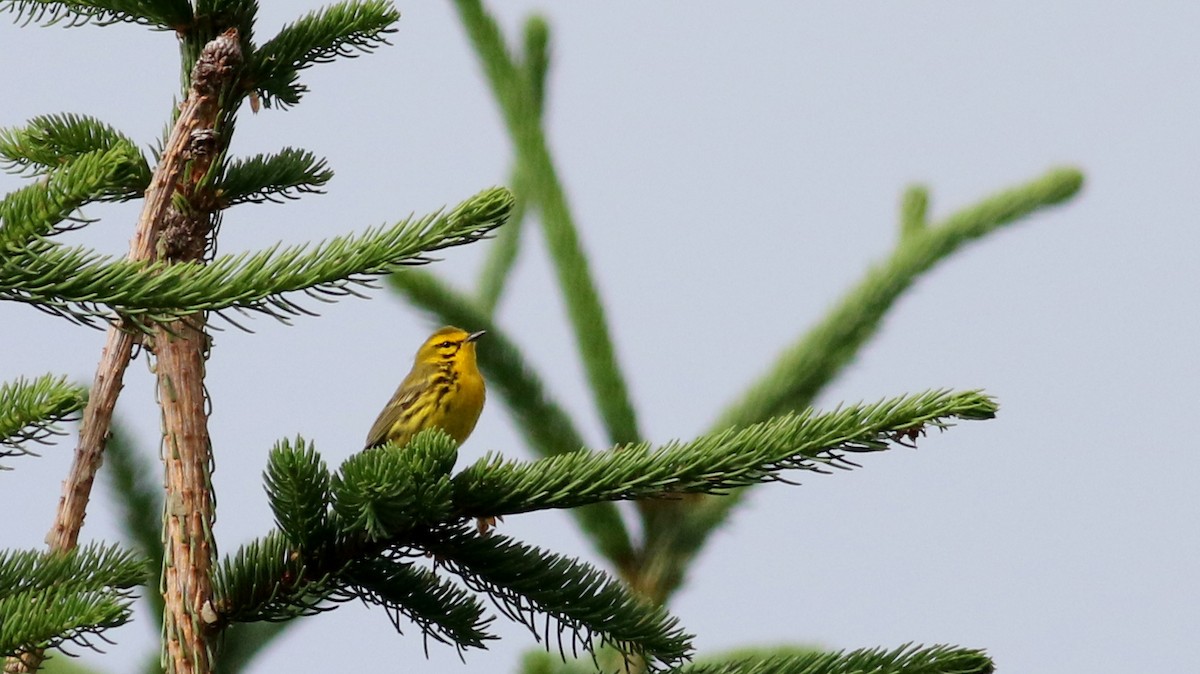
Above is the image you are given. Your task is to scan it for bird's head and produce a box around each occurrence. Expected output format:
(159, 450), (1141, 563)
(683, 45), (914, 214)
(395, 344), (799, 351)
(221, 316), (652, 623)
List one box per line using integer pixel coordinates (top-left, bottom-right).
(414, 326), (485, 368)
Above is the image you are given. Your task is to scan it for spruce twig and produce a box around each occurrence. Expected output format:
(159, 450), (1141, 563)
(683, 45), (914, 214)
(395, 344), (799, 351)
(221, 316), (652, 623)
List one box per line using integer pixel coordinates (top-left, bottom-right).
(680, 643), (994, 674)
(0, 186), (512, 326)
(0, 544), (146, 660)
(0, 374), (86, 467)
(451, 390), (996, 519)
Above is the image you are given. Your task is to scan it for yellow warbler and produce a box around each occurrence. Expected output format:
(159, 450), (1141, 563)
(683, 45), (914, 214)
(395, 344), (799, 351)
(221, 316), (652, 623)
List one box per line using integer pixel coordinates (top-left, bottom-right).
(364, 326), (486, 451)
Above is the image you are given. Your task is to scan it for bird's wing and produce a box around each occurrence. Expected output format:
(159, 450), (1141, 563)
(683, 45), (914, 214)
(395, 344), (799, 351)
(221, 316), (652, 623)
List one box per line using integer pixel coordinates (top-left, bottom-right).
(363, 373), (424, 449)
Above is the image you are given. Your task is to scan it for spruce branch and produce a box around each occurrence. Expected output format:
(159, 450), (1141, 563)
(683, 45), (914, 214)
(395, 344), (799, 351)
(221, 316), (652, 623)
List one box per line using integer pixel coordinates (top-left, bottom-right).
(225, 433), (688, 664)
(454, 0), (643, 447)
(0, 543), (146, 658)
(212, 531), (496, 656)
(680, 643), (994, 674)
(452, 389), (996, 518)
(264, 437), (333, 553)
(330, 429), (458, 541)
(0, 543), (144, 601)
(216, 148), (332, 206)
(389, 270), (637, 573)
(0, 186), (512, 326)
(212, 531), (342, 625)
(251, 0), (400, 109)
(345, 557), (493, 651)
(420, 527), (693, 671)
(0, 145), (150, 248)
(0, 374), (86, 465)
(0, 0), (193, 30)
(0, 113), (147, 180)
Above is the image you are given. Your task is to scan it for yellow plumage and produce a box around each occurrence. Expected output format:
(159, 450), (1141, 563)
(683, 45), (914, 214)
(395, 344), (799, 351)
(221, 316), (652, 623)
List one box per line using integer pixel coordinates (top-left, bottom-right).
(364, 326), (486, 451)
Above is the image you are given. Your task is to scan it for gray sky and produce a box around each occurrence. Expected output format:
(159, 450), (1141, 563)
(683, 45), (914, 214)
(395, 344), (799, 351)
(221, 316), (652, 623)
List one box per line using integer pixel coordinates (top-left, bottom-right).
(2, 3), (1197, 673)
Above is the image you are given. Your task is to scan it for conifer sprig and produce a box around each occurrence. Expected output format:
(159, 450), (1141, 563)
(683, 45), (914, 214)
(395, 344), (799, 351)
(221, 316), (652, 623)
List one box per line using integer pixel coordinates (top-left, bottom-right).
(213, 532), (494, 654)
(0, 186), (513, 325)
(0, 113), (146, 179)
(0, 374), (86, 465)
(0, 543), (146, 656)
(212, 531), (343, 625)
(264, 437), (334, 553)
(680, 643), (994, 674)
(0, 0), (193, 30)
(217, 148), (333, 206)
(451, 389), (996, 519)
(252, 0), (400, 109)
(329, 431), (458, 541)
(0, 145), (150, 247)
(420, 528), (692, 671)
(344, 557), (493, 650)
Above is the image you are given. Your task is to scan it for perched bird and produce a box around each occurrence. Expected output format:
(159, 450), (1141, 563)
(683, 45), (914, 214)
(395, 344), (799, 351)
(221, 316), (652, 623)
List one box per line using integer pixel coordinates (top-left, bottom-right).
(364, 326), (487, 451)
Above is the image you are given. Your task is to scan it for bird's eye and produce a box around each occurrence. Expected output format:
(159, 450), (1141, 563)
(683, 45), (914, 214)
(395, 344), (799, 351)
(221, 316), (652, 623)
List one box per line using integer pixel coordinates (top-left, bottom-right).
(439, 341), (453, 348)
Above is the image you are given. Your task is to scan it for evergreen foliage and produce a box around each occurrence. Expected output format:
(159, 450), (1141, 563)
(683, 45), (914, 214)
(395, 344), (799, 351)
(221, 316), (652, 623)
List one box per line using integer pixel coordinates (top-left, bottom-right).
(451, 390), (996, 517)
(0, 544), (146, 657)
(0, 374), (86, 465)
(0, 186), (511, 326)
(251, 0), (400, 108)
(216, 148), (332, 206)
(0, 113), (147, 182)
(681, 644), (995, 674)
(0, 1), (1085, 673)
(1, 0), (193, 30)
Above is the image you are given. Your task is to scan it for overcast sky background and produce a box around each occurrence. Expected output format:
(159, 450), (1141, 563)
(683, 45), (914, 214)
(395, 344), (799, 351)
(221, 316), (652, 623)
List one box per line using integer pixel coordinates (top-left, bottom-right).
(2, 3), (1198, 674)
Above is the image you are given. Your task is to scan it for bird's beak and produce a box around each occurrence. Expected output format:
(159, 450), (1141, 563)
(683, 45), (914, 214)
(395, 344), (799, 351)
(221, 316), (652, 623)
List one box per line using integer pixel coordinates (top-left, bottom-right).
(467, 330), (486, 343)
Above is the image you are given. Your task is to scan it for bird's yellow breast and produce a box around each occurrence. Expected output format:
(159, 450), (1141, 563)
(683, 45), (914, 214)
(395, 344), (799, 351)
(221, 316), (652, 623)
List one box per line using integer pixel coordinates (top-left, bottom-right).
(440, 361), (485, 443)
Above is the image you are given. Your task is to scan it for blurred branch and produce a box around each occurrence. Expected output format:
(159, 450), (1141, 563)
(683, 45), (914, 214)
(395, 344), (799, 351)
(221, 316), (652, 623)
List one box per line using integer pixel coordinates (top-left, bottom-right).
(717, 167), (1082, 429)
(453, 0), (643, 447)
(641, 167), (1084, 603)
(475, 17), (550, 314)
(101, 422), (164, 623)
